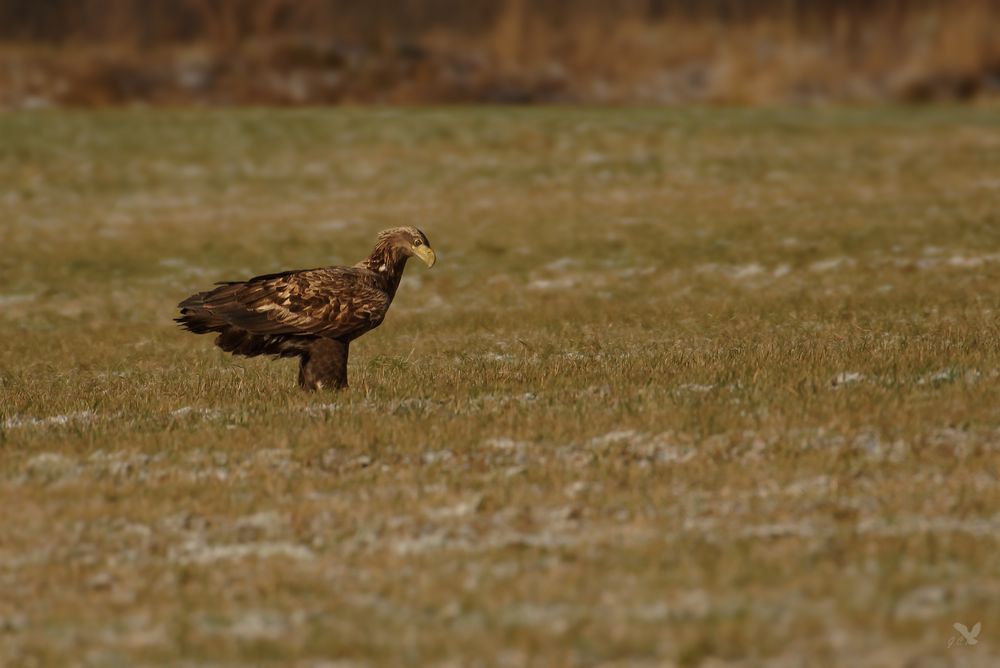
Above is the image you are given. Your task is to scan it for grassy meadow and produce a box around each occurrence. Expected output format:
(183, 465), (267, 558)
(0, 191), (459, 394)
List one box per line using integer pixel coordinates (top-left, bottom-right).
(1, 107), (999, 666)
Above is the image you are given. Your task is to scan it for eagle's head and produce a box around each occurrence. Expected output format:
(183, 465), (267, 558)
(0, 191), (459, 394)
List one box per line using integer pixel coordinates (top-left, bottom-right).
(377, 226), (436, 268)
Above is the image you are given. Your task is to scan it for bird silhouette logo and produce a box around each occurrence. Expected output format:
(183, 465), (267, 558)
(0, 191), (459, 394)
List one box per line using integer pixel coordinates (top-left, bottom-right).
(952, 622), (981, 646)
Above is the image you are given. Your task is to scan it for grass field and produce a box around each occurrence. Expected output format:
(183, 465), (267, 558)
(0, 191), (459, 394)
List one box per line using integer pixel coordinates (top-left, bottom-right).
(1, 107), (999, 667)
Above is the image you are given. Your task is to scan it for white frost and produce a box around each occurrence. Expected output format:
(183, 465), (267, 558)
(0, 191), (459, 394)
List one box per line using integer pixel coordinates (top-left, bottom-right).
(3, 410), (95, 430)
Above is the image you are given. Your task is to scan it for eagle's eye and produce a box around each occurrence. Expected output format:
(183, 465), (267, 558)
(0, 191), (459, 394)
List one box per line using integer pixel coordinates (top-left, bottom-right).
(414, 239), (423, 246)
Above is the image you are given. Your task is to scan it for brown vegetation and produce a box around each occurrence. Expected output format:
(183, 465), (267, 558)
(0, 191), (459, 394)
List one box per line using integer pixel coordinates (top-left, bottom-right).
(1, 0), (999, 107)
(2, 107), (1000, 665)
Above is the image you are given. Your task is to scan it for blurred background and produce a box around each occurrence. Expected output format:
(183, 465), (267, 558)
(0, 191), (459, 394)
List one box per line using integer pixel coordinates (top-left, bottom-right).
(1, 0), (998, 109)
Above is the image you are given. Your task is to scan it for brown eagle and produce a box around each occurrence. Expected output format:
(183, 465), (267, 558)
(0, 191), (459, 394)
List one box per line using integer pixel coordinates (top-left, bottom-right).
(175, 226), (436, 390)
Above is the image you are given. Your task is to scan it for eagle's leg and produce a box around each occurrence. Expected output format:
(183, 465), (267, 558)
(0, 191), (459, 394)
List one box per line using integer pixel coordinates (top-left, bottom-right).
(298, 338), (349, 391)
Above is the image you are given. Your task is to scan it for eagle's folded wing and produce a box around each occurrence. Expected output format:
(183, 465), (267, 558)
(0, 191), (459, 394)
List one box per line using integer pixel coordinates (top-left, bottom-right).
(196, 267), (389, 339)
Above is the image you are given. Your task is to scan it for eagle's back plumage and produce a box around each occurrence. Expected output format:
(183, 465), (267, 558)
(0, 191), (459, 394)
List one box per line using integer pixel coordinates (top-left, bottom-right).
(176, 266), (391, 357)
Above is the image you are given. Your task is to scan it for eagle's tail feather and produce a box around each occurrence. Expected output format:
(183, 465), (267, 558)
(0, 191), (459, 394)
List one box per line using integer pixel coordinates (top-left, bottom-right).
(175, 309), (226, 335)
(176, 288), (310, 358)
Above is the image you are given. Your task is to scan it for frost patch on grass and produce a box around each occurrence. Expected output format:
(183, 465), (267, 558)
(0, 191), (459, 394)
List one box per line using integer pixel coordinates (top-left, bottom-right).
(463, 392), (540, 412)
(697, 263), (766, 280)
(852, 431), (907, 461)
(581, 430), (695, 464)
(587, 429), (643, 449)
(394, 397), (441, 413)
(729, 263), (766, 280)
(484, 437), (530, 451)
(945, 253), (1000, 268)
(225, 609), (307, 641)
(527, 276), (579, 290)
(94, 370), (129, 380)
(678, 383), (714, 393)
(389, 525), (595, 556)
(894, 252), (1000, 271)
(3, 410), (96, 430)
(780, 476), (833, 498)
(688, 515), (1000, 541)
(694, 262), (800, 284)
(916, 368), (962, 385)
(426, 498), (481, 520)
(14, 450), (171, 483)
(527, 265), (643, 292)
(809, 256), (856, 272)
(86, 450), (164, 479)
(893, 586), (949, 622)
(24, 452), (79, 478)
(421, 449), (454, 465)
(302, 402), (341, 417)
(170, 406), (222, 420)
(253, 448), (295, 466)
(614, 265), (657, 279)
(480, 352), (516, 362)
(0, 293), (36, 307)
(858, 516), (1000, 537)
(171, 541), (315, 565)
(543, 257), (579, 272)
(831, 372), (864, 387)
(390, 530), (456, 555)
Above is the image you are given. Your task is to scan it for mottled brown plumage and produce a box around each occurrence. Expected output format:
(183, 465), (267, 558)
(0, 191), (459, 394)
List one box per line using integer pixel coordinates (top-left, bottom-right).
(176, 227), (436, 390)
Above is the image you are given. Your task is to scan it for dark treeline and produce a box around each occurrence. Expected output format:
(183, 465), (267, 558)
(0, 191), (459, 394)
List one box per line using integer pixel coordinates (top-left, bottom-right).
(0, 0), (950, 45)
(0, 0), (996, 107)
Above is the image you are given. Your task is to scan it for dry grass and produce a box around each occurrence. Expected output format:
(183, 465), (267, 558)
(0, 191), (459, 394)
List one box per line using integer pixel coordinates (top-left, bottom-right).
(1, 107), (1000, 666)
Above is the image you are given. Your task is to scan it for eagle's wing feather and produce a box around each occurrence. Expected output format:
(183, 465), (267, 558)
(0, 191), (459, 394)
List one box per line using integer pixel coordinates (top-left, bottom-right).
(198, 267), (389, 339)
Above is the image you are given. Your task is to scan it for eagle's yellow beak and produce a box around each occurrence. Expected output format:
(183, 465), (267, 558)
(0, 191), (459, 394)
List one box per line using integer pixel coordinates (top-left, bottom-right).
(414, 245), (436, 268)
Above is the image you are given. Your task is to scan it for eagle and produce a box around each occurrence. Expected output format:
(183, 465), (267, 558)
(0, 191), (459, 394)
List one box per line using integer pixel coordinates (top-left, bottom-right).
(175, 226), (436, 390)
